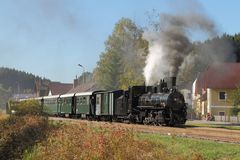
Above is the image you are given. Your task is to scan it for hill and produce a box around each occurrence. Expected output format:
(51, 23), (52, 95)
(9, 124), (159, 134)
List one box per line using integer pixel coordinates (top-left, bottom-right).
(0, 67), (49, 109)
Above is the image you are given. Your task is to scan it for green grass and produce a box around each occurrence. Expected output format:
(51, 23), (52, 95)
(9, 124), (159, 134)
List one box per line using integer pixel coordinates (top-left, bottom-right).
(138, 133), (240, 160)
(186, 121), (240, 130)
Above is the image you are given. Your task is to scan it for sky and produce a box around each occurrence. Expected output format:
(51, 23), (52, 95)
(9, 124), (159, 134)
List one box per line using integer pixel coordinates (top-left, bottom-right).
(0, 0), (240, 83)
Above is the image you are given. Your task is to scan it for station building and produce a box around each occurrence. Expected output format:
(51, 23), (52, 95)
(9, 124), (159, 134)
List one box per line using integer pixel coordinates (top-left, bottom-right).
(192, 63), (240, 118)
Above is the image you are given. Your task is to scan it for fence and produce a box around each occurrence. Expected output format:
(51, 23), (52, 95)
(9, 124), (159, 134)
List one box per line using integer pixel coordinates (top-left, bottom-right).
(214, 115), (240, 123)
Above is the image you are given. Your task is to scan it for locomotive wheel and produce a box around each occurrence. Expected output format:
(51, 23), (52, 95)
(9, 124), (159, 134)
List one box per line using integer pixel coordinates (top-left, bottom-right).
(152, 122), (157, 126)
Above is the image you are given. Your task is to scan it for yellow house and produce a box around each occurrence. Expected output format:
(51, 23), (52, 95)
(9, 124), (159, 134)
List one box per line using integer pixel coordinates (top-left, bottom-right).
(192, 63), (240, 118)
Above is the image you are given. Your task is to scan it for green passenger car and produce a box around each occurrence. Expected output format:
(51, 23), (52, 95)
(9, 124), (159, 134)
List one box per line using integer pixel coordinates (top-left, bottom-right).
(59, 94), (74, 116)
(43, 95), (59, 115)
(75, 92), (92, 118)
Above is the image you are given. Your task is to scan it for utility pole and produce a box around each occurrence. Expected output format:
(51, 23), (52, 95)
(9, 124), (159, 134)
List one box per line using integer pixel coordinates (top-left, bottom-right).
(78, 64), (85, 84)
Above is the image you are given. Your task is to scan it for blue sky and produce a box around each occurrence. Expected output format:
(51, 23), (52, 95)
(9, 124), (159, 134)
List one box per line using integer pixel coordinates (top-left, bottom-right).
(0, 0), (240, 83)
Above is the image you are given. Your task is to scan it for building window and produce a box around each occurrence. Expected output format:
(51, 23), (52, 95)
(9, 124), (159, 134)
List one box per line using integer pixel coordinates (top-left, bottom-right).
(219, 92), (226, 100)
(219, 112), (225, 116)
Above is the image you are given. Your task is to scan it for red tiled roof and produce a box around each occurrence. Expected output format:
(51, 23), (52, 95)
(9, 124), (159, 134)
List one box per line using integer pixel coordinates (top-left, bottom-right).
(68, 82), (97, 93)
(195, 63), (240, 94)
(49, 82), (73, 95)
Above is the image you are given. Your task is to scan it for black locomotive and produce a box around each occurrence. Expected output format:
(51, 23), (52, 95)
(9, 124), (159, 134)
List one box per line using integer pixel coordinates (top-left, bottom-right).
(116, 77), (187, 126)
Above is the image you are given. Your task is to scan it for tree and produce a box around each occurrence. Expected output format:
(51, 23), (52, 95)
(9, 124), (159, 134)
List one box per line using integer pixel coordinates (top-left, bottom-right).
(94, 51), (122, 90)
(178, 34), (240, 88)
(94, 18), (148, 90)
(230, 87), (240, 116)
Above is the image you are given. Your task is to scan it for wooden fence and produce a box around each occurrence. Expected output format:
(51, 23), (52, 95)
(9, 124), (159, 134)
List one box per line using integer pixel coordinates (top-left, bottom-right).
(214, 115), (240, 123)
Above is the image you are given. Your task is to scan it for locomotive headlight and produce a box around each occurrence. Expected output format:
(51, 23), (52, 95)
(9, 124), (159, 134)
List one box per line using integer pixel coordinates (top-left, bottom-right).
(174, 98), (177, 101)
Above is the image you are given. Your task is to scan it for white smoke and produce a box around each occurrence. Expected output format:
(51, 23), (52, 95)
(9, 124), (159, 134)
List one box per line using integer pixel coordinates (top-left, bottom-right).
(143, 4), (217, 85)
(143, 32), (169, 85)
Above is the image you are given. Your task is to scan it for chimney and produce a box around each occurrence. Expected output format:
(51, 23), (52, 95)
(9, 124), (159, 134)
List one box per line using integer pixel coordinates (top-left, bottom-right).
(73, 77), (79, 88)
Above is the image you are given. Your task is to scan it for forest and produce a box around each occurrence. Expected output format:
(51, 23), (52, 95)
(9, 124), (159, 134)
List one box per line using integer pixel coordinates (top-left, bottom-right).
(0, 67), (48, 109)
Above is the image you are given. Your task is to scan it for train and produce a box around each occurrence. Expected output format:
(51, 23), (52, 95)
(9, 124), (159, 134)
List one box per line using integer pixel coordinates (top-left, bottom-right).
(6, 77), (187, 126)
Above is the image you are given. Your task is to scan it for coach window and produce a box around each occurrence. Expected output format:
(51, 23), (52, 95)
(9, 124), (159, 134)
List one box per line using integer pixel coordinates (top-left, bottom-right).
(96, 97), (100, 105)
(219, 91), (226, 100)
(83, 97), (86, 104)
(79, 97), (83, 104)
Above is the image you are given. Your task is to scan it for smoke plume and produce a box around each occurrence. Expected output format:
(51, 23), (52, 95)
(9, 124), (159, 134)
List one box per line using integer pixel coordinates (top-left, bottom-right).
(143, 2), (218, 85)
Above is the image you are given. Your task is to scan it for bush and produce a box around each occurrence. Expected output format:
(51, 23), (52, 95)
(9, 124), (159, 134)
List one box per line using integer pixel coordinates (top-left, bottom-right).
(230, 106), (240, 116)
(0, 115), (49, 160)
(14, 100), (43, 116)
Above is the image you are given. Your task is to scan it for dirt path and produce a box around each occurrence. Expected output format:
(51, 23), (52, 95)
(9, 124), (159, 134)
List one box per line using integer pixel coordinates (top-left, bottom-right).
(50, 117), (240, 144)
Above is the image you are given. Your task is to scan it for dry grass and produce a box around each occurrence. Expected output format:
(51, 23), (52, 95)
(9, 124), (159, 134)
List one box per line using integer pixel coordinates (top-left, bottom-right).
(25, 121), (202, 160)
(0, 111), (8, 121)
(0, 115), (49, 160)
(1, 114), (238, 160)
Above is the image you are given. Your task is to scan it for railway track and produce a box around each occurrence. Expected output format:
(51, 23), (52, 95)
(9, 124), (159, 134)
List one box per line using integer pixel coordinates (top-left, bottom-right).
(49, 117), (240, 144)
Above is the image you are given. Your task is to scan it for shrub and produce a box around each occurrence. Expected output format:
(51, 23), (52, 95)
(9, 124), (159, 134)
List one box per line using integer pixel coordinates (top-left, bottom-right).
(14, 100), (43, 116)
(230, 106), (240, 116)
(0, 115), (49, 160)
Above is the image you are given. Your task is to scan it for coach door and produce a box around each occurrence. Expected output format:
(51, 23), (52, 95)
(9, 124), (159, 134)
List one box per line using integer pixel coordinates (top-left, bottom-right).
(109, 92), (114, 115)
(96, 94), (101, 115)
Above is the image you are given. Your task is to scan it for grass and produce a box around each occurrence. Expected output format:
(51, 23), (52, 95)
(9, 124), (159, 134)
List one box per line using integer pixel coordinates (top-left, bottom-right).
(186, 121), (240, 130)
(0, 111), (8, 121)
(1, 114), (240, 160)
(23, 121), (240, 160)
(138, 133), (240, 160)
(24, 121), (186, 160)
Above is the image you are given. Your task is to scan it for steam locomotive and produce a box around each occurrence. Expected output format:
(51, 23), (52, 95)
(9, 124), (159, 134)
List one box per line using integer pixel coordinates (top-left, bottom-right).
(115, 77), (187, 126)
(7, 77), (187, 126)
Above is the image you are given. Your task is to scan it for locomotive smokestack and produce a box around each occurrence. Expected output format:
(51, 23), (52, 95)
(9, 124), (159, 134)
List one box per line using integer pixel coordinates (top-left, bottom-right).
(163, 77), (176, 89)
(171, 77), (176, 88)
